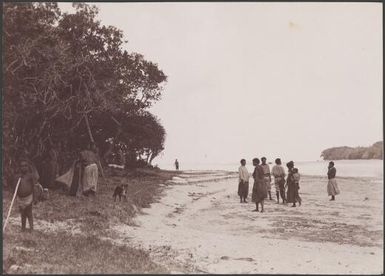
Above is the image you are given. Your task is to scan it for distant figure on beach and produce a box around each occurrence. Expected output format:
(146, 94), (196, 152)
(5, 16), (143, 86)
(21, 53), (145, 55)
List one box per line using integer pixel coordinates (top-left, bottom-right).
(327, 161), (340, 201)
(261, 157), (272, 200)
(175, 159), (179, 170)
(272, 158), (286, 204)
(286, 161), (299, 207)
(292, 168), (302, 206)
(251, 158), (267, 212)
(238, 159), (250, 203)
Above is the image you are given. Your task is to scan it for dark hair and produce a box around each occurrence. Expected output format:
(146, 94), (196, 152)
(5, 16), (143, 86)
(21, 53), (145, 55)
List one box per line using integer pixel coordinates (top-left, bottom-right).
(275, 158), (281, 165)
(240, 159), (246, 164)
(329, 161), (334, 166)
(261, 157), (266, 160)
(252, 158), (260, 164)
(19, 158), (33, 174)
(286, 161), (294, 169)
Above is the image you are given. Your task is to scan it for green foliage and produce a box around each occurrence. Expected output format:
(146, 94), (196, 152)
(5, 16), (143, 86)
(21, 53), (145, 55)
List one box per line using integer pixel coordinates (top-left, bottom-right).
(3, 3), (167, 184)
(321, 141), (383, 160)
(88, 110), (166, 167)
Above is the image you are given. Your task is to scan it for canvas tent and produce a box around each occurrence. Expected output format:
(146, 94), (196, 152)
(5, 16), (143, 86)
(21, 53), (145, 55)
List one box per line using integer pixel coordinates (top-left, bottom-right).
(55, 161), (85, 196)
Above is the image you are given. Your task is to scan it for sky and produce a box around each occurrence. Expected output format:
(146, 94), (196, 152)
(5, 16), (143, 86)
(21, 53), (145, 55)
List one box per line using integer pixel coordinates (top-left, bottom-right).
(60, 2), (382, 168)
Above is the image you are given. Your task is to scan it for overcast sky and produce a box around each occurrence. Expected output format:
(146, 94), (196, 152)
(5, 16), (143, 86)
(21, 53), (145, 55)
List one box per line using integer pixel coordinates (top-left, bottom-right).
(61, 2), (382, 167)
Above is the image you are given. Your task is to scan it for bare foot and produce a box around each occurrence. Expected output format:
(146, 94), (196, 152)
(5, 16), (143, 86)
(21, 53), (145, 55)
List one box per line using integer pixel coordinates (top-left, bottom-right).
(252, 209), (259, 212)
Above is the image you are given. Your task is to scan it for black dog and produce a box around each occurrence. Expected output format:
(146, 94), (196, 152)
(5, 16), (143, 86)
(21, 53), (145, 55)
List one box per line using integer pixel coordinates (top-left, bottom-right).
(113, 184), (128, 202)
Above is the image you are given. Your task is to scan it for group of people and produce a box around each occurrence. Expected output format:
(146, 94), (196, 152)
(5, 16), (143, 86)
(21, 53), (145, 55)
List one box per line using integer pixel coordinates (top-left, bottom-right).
(238, 158), (340, 212)
(14, 142), (103, 232)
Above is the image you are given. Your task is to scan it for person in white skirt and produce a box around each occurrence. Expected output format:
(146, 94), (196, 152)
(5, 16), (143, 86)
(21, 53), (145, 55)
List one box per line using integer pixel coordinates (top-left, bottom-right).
(327, 161), (340, 201)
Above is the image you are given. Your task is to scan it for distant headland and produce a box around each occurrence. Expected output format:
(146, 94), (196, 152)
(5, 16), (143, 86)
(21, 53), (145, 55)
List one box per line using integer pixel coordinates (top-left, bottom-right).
(321, 141), (383, 160)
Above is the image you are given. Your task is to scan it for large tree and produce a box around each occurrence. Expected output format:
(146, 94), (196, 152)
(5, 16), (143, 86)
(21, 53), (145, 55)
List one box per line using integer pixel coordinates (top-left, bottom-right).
(3, 3), (167, 185)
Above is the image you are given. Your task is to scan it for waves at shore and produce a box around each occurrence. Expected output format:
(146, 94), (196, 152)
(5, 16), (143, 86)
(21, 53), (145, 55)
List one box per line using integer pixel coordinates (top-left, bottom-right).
(159, 160), (383, 178)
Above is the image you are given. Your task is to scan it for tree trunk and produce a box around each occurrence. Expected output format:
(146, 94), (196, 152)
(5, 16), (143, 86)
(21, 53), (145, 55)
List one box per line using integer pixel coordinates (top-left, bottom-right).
(149, 151), (158, 165)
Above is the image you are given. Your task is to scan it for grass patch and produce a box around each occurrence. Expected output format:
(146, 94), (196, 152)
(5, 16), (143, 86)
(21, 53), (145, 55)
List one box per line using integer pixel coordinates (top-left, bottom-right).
(3, 228), (167, 274)
(3, 168), (179, 274)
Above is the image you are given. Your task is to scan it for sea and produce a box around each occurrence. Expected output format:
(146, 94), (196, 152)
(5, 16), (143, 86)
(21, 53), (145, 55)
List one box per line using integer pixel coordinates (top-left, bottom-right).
(158, 160), (383, 178)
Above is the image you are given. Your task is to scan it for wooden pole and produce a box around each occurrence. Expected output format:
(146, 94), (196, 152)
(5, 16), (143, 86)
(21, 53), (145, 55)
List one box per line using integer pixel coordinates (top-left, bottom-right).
(97, 158), (106, 180)
(3, 178), (21, 232)
(84, 114), (95, 143)
(84, 114), (105, 180)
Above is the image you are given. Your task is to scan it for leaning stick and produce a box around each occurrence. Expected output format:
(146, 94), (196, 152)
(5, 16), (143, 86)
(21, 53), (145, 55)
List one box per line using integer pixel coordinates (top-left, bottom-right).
(3, 178), (21, 232)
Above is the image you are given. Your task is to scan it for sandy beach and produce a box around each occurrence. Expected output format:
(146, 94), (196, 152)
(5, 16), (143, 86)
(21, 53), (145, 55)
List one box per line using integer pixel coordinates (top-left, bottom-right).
(108, 170), (383, 274)
(3, 170), (383, 274)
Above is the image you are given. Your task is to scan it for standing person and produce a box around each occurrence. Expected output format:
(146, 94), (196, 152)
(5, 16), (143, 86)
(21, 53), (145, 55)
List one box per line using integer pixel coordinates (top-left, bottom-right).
(286, 161), (299, 207)
(117, 148), (126, 167)
(175, 159), (179, 170)
(79, 143), (101, 196)
(261, 157), (272, 200)
(17, 159), (38, 232)
(271, 158), (286, 204)
(327, 161), (340, 201)
(39, 143), (59, 189)
(251, 158), (267, 212)
(238, 159), (250, 203)
(292, 168), (302, 206)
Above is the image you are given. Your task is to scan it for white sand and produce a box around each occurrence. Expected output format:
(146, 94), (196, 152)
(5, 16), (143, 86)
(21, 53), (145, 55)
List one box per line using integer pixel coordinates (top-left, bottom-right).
(110, 171), (383, 274)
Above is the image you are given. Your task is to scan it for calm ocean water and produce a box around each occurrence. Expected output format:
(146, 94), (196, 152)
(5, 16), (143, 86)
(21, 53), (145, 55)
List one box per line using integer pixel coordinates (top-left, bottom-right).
(159, 160), (383, 178)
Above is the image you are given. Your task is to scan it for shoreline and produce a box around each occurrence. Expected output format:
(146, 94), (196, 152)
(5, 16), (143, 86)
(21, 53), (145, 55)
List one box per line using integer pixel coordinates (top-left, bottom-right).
(173, 169), (383, 181)
(158, 159), (383, 179)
